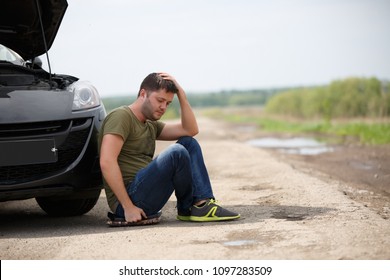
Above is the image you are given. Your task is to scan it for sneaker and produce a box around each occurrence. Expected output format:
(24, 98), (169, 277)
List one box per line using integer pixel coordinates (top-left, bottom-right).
(177, 214), (192, 221)
(178, 199), (240, 222)
(177, 210), (192, 221)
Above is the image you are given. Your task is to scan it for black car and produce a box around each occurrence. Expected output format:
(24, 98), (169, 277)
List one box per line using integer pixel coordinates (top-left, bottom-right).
(0, 0), (106, 216)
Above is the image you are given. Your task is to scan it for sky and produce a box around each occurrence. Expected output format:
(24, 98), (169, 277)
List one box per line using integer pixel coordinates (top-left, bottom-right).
(45, 0), (390, 97)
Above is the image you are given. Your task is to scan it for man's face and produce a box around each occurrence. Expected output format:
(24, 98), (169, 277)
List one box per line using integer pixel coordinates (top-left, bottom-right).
(141, 89), (174, 121)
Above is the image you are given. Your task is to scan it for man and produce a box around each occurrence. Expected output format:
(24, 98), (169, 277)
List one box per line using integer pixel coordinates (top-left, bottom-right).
(99, 72), (240, 225)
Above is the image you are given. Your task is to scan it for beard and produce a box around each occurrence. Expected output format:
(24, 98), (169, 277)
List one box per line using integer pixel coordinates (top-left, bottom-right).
(141, 98), (164, 121)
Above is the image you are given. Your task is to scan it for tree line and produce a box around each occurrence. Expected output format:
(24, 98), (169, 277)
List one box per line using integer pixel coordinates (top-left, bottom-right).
(102, 88), (289, 113)
(102, 77), (390, 120)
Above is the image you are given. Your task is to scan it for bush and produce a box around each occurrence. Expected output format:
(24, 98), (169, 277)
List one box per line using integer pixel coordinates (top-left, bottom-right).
(265, 77), (390, 119)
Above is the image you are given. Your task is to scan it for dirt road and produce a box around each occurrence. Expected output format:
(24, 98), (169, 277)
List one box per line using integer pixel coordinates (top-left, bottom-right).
(1, 117), (389, 259)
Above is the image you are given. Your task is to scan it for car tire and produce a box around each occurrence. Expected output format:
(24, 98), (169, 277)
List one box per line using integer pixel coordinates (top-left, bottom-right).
(36, 190), (101, 216)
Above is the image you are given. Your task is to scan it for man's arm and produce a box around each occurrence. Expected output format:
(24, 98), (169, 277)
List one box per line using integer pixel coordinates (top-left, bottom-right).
(99, 133), (146, 222)
(157, 73), (199, 140)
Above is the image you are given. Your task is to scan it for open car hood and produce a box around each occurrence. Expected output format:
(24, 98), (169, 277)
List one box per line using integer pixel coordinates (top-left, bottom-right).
(0, 0), (68, 60)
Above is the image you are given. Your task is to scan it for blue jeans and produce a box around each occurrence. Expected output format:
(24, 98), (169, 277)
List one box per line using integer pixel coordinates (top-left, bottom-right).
(115, 136), (214, 217)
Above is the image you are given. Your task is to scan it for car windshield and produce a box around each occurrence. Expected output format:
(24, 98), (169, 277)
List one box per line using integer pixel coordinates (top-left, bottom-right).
(0, 44), (25, 66)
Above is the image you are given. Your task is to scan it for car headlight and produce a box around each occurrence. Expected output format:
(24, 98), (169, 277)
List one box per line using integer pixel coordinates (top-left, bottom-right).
(68, 81), (101, 111)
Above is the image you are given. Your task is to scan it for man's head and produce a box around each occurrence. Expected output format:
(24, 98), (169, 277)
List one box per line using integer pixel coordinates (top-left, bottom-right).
(136, 73), (178, 121)
(138, 73), (178, 97)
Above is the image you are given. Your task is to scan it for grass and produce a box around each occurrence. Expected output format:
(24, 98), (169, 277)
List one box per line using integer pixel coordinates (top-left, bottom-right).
(201, 107), (390, 145)
(258, 119), (390, 144)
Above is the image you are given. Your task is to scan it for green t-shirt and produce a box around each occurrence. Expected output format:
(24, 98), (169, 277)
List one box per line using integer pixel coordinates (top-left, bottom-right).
(98, 106), (165, 211)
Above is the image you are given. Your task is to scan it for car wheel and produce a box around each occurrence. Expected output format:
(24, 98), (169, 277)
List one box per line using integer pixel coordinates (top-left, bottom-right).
(36, 190), (101, 216)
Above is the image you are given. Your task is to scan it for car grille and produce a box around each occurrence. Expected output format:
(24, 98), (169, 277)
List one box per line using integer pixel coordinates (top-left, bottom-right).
(0, 118), (91, 185)
(0, 119), (88, 137)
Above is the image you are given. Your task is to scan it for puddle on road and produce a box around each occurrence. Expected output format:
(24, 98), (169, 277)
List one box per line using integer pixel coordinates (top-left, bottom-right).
(247, 137), (333, 155)
(223, 240), (257, 247)
(349, 161), (374, 170)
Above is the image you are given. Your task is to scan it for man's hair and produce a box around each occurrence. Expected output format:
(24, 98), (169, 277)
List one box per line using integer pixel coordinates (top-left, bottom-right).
(138, 73), (178, 97)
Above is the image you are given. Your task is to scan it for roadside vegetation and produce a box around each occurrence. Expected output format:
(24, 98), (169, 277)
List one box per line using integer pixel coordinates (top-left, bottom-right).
(102, 77), (390, 145)
(265, 77), (389, 120)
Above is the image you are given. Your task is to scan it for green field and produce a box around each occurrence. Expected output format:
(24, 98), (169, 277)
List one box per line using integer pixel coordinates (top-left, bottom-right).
(202, 107), (390, 145)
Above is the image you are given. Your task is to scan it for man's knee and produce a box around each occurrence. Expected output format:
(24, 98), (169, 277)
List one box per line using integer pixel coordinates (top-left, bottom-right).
(169, 143), (190, 160)
(177, 136), (200, 149)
